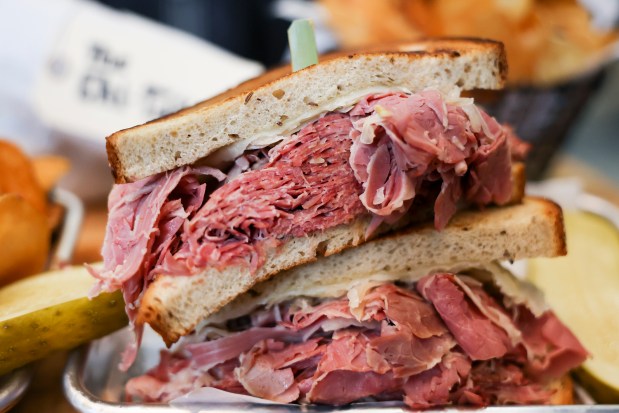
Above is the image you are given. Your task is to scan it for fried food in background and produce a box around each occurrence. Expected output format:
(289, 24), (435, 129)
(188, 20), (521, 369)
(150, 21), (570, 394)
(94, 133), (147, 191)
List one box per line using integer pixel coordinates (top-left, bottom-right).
(0, 141), (47, 215)
(320, 0), (618, 85)
(0, 194), (49, 287)
(32, 155), (70, 194)
(0, 139), (70, 287)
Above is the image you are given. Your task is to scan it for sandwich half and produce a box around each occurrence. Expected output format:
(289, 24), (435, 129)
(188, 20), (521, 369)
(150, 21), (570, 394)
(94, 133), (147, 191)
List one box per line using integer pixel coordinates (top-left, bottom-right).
(124, 197), (588, 408)
(91, 38), (530, 354)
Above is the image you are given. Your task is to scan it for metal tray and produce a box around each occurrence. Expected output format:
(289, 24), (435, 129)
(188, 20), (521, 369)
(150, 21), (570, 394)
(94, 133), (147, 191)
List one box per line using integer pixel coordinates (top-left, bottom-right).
(63, 192), (619, 412)
(0, 188), (84, 412)
(0, 367), (33, 413)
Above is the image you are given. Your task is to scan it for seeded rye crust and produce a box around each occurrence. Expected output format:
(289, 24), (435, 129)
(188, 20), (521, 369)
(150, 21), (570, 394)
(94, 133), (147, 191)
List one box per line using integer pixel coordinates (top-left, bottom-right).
(107, 38), (507, 183)
(141, 193), (566, 346)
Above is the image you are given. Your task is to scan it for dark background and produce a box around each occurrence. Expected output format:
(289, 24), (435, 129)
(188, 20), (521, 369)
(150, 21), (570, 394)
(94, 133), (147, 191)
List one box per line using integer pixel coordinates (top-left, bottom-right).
(98, 0), (291, 67)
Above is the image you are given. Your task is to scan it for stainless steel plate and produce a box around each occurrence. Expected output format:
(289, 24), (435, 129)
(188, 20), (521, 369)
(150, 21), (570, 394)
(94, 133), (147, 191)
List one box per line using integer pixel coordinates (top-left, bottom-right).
(0, 367), (33, 413)
(63, 193), (619, 412)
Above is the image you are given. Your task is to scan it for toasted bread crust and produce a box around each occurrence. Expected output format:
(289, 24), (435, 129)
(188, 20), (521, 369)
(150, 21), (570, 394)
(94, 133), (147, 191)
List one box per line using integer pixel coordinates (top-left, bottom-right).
(107, 38), (506, 183)
(550, 197), (568, 257)
(511, 162), (526, 205)
(365, 197), (566, 265)
(139, 194), (564, 346)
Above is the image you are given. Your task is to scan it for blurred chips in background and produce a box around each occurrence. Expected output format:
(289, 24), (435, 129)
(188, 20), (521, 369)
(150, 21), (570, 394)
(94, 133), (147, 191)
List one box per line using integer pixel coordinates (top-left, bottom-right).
(319, 0), (618, 86)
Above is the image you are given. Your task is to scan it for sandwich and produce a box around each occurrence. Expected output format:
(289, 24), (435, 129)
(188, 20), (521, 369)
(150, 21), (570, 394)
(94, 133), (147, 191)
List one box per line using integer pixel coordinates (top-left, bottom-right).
(124, 197), (588, 408)
(90, 37), (588, 408)
(90, 38), (532, 363)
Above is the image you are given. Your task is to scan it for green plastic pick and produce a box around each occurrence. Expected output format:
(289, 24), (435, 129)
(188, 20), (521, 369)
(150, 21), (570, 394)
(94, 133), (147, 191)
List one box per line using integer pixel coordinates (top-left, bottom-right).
(288, 19), (319, 72)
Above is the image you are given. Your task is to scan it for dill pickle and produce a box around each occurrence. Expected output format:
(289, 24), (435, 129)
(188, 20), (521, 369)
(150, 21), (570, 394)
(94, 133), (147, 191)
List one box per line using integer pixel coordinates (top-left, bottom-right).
(0, 265), (127, 375)
(527, 211), (619, 403)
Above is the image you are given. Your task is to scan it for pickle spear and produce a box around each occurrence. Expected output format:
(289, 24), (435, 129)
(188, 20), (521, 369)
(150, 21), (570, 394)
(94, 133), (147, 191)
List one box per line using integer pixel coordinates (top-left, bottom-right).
(527, 211), (619, 403)
(0, 265), (127, 376)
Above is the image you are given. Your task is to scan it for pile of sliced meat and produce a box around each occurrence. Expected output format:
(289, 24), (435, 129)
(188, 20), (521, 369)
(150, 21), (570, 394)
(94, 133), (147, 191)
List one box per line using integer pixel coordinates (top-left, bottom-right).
(90, 90), (527, 314)
(349, 91), (527, 231)
(125, 274), (587, 408)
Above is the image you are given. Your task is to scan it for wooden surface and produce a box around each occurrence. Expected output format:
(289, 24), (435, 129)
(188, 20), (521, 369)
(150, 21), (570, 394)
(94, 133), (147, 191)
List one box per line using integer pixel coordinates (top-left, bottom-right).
(10, 154), (619, 413)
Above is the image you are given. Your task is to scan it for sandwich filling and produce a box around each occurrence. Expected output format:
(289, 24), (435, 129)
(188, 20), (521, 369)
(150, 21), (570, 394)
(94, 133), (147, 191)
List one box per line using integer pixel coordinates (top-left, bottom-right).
(125, 272), (587, 408)
(91, 90), (528, 358)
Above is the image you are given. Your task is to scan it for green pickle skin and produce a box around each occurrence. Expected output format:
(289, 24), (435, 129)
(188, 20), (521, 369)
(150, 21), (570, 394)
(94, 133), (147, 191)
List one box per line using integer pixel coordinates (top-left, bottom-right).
(0, 290), (127, 375)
